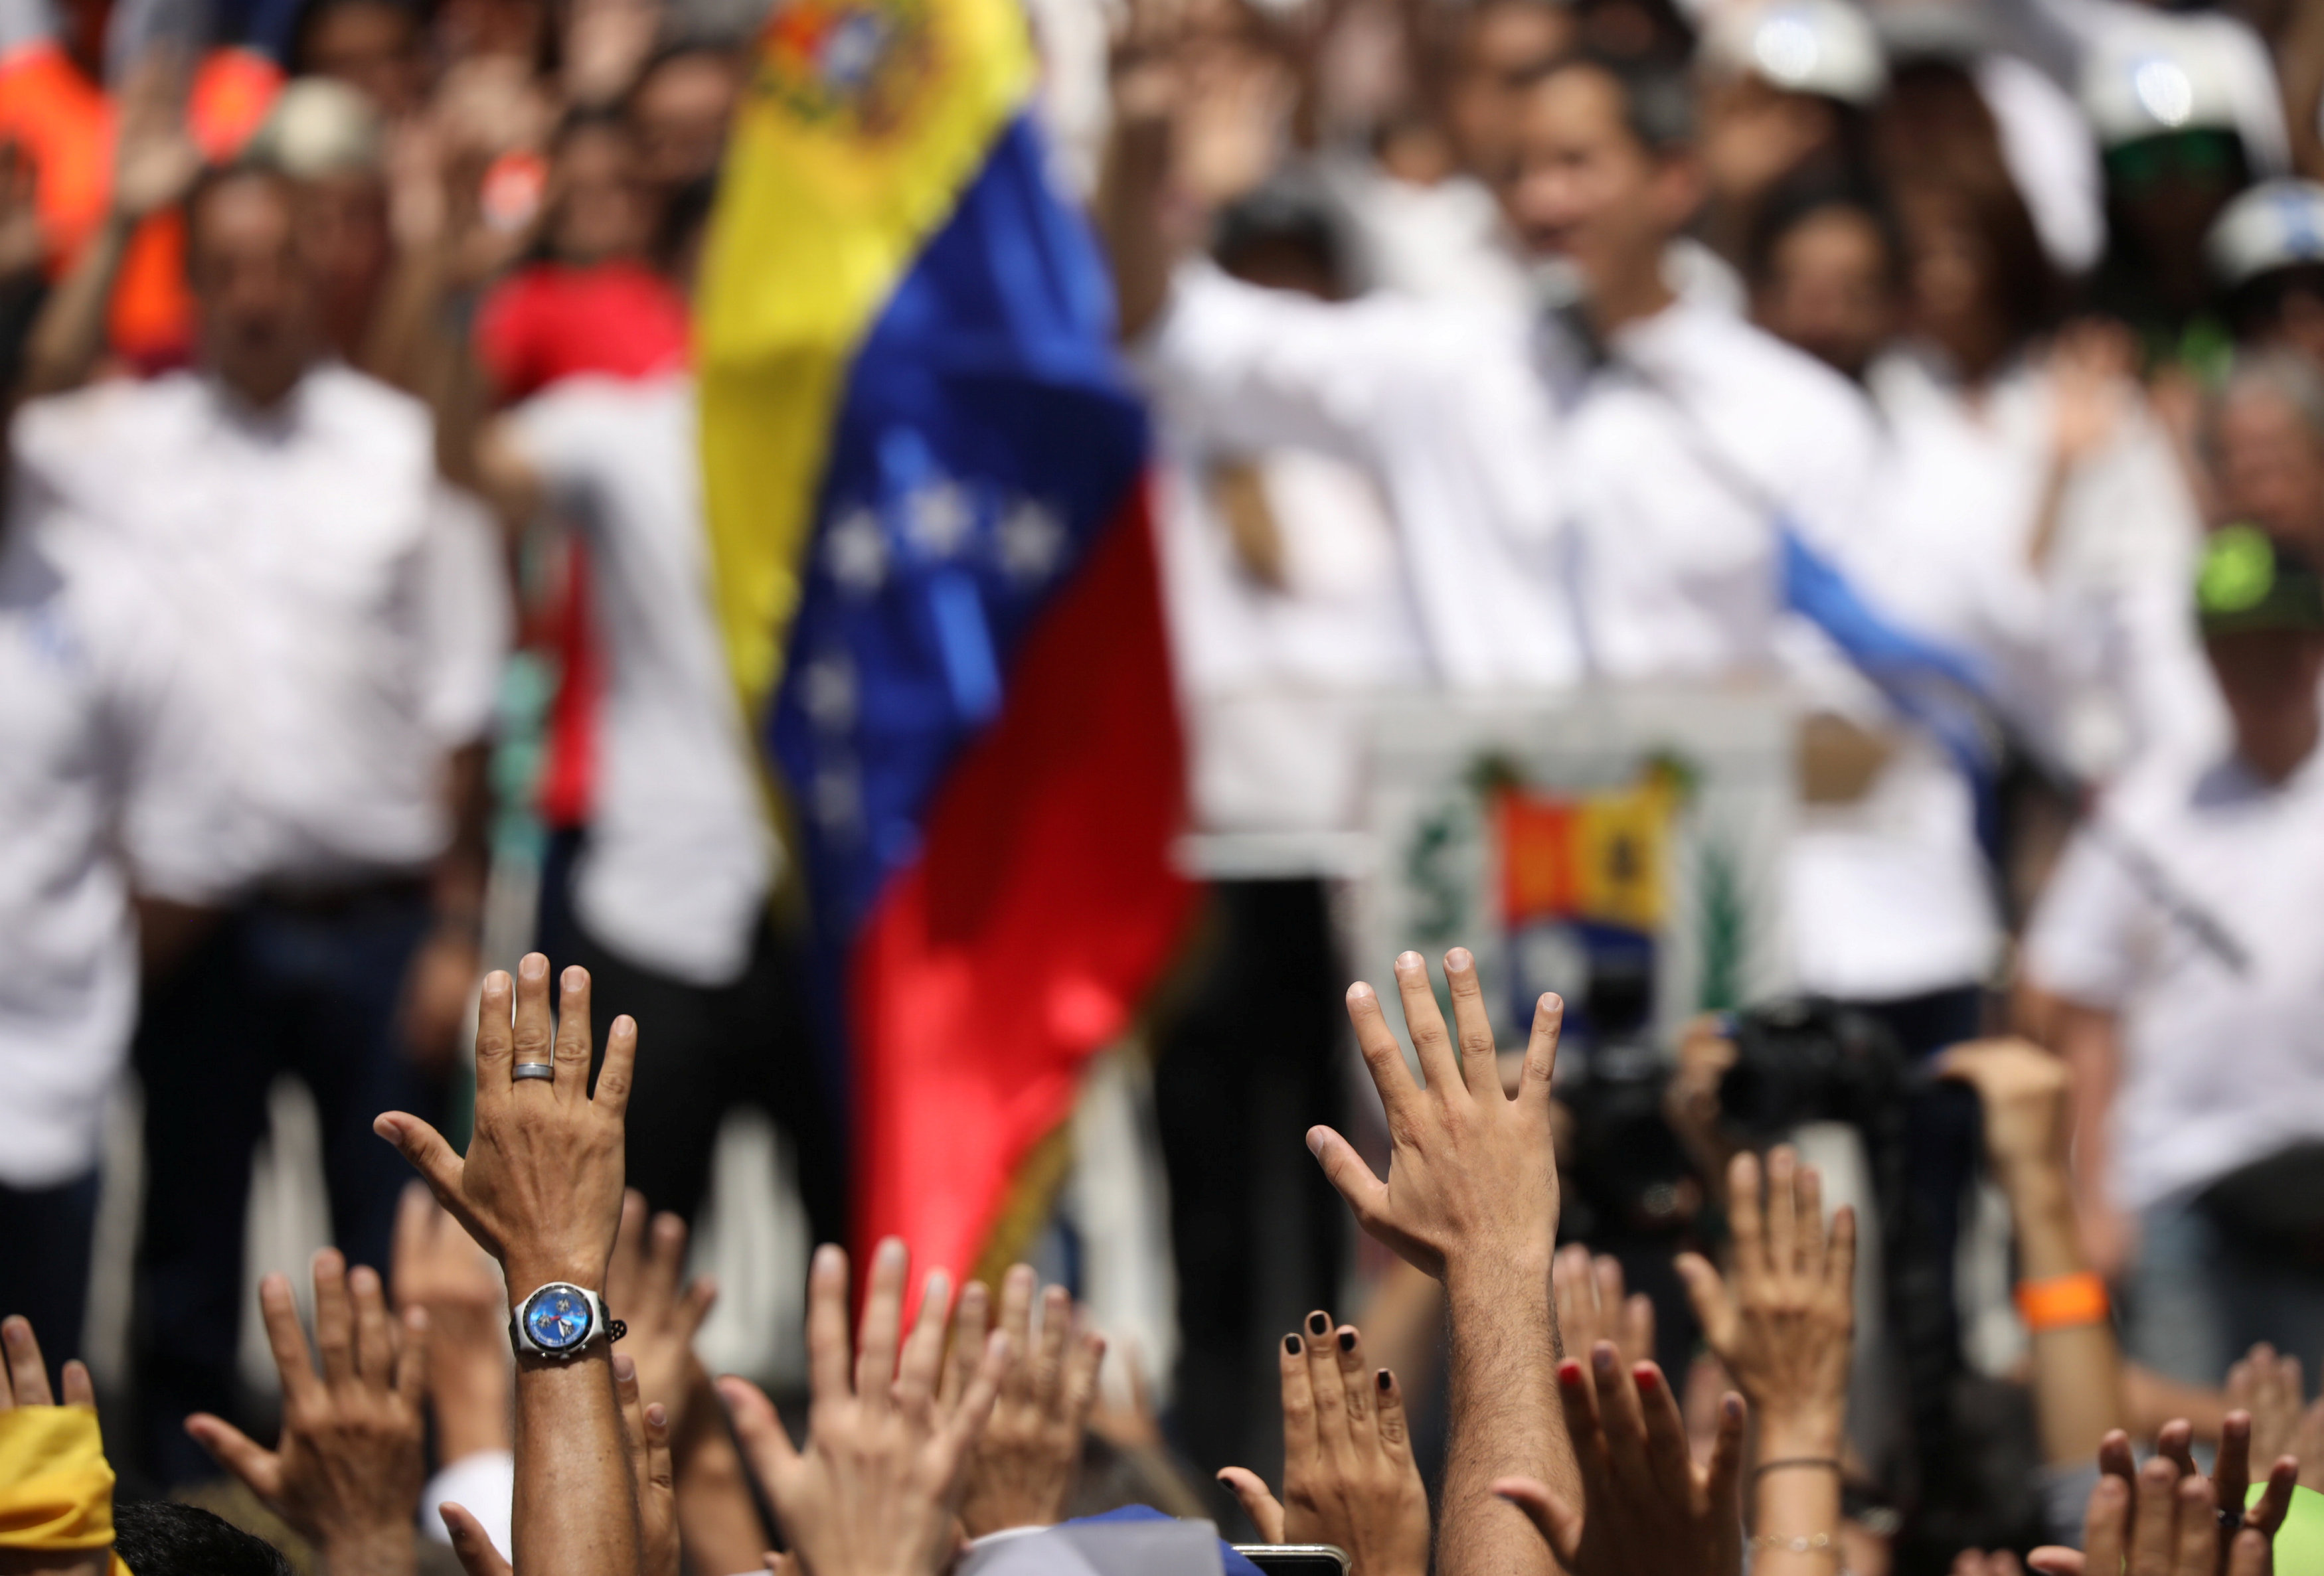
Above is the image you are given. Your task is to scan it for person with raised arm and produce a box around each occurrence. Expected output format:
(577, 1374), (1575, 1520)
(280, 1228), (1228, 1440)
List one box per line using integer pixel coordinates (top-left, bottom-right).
(949, 1267), (1109, 1538)
(185, 1249), (429, 1576)
(1216, 1312), (1432, 1576)
(1941, 1036), (2131, 1541)
(374, 954), (641, 1576)
(1677, 1148), (1856, 1576)
(719, 1240), (1009, 1576)
(1303, 947), (1574, 1576)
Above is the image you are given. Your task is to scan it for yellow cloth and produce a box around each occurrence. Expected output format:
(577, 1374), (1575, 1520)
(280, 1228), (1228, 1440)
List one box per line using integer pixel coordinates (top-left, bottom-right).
(0, 1406), (116, 1550)
(696, 0), (1033, 724)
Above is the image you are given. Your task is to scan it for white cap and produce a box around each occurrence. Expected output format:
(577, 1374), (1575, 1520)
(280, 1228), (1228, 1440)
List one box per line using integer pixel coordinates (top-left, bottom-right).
(245, 76), (384, 179)
(2078, 15), (2247, 150)
(1700, 0), (1888, 108)
(2206, 179), (2324, 289)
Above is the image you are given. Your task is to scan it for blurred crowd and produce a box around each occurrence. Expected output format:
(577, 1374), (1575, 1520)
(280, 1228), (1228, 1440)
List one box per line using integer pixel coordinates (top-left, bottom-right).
(6, 0), (2324, 1564)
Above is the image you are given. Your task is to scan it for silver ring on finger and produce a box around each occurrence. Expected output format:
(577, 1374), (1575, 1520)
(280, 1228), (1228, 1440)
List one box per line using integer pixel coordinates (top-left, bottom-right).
(513, 1061), (555, 1082)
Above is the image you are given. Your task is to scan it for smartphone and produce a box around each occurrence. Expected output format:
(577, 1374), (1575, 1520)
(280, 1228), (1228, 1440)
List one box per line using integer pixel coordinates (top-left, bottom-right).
(1233, 1545), (1353, 1576)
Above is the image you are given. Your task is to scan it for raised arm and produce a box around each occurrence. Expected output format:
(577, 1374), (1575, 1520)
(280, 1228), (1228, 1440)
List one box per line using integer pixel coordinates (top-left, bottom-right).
(19, 51), (199, 399)
(1677, 1149), (1855, 1576)
(376, 956), (641, 1576)
(1940, 1038), (2125, 1468)
(1306, 948), (1575, 1576)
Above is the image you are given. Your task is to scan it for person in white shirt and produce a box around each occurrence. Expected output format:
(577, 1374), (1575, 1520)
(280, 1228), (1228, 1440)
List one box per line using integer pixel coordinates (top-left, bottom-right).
(2024, 527), (2324, 1385)
(0, 505), (230, 1392)
(469, 179), (843, 1251)
(9, 164), (510, 1483)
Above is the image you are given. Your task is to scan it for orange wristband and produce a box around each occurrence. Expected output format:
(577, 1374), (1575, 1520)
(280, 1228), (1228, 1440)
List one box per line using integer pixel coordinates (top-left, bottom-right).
(2017, 1271), (2110, 1331)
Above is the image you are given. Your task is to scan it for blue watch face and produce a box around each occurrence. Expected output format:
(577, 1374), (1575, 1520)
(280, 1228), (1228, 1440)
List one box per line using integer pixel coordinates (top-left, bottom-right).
(524, 1285), (593, 1350)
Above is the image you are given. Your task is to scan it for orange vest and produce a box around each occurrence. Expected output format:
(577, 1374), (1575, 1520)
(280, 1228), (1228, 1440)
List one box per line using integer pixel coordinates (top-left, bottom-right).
(0, 40), (280, 364)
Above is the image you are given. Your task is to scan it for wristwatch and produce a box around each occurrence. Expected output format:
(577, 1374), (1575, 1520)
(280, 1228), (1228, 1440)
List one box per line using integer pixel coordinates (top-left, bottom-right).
(509, 1281), (626, 1360)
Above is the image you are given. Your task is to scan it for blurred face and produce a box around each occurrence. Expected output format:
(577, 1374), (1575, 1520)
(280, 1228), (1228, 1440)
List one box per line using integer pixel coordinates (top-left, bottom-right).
(1446, 0), (1574, 186)
(630, 52), (739, 191)
(2213, 387), (2324, 556)
(296, 170), (391, 358)
(2106, 130), (2245, 307)
(2205, 627), (2324, 776)
(1752, 204), (1894, 380)
(1897, 186), (2007, 377)
(305, 1), (425, 118)
(189, 175), (319, 408)
(550, 123), (654, 266)
(1503, 64), (1697, 291)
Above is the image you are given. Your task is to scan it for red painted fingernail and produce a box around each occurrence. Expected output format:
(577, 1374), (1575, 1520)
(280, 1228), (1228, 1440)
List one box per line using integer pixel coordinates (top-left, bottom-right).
(1635, 1365), (1659, 1393)
(1558, 1358), (1584, 1383)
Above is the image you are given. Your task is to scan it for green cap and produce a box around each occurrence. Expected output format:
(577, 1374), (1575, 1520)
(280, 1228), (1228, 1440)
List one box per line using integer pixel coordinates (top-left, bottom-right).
(2198, 524), (2324, 635)
(2249, 1482), (2324, 1574)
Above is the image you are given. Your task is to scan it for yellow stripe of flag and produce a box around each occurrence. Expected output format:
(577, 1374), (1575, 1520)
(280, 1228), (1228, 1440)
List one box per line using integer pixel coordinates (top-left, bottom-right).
(697, 0), (1035, 722)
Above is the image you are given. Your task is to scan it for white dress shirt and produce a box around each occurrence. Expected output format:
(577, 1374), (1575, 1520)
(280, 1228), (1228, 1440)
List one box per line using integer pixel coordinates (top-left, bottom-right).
(0, 514), (229, 1186)
(2026, 740), (2324, 1212)
(505, 374), (776, 987)
(1157, 444), (1428, 844)
(1137, 260), (1580, 691)
(12, 365), (510, 892)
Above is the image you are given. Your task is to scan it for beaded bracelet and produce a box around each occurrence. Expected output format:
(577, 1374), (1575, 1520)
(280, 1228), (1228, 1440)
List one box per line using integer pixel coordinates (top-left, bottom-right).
(1750, 1532), (1838, 1555)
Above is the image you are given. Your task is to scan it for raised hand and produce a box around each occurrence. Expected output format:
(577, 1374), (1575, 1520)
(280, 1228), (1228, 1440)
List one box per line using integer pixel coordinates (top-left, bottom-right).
(613, 1354), (679, 1576)
(110, 50), (202, 224)
(1554, 1248), (1655, 1398)
(1307, 949), (1561, 1281)
(605, 1190), (717, 1431)
(1218, 1314), (1431, 1576)
(2027, 1419), (2299, 1576)
(1675, 1148), (1855, 1454)
(722, 1241), (1009, 1576)
(0, 1317), (107, 1576)
(374, 955), (631, 1294)
(1495, 1348), (1748, 1576)
(390, 1181), (509, 1464)
(2078, 1460), (2272, 1576)
(2227, 1343), (2324, 1490)
(185, 1250), (428, 1576)
(951, 1267), (1106, 1536)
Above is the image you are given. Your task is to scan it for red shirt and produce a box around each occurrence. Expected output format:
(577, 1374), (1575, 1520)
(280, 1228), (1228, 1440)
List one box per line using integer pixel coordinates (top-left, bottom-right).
(475, 258), (689, 402)
(475, 258), (691, 829)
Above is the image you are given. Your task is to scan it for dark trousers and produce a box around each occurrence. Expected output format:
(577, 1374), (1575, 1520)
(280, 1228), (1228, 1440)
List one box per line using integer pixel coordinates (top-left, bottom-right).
(0, 1170), (100, 1388)
(1153, 880), (1347, 1499)
(131, 890), (440, 1486)
(562, 916), (847, 1251)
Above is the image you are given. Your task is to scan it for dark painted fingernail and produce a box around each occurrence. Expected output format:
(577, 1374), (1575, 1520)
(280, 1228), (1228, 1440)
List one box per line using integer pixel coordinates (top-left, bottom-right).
(1337, 1328), (1355, 1352)
(1376, 1368), (1393, 1391)
(1307, 1312), (1329, 1336)
(1285, 1334), (1301, 1355)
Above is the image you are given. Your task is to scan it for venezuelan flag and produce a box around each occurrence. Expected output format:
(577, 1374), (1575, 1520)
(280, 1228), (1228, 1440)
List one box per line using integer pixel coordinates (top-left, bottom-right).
(699, 0), (1193, 1283)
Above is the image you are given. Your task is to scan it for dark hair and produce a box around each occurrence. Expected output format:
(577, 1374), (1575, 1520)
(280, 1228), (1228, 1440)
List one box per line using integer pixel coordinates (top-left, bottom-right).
(1871, 60), (2066, 351)
(1533, 50), (1695, 153)
(1210, 171), (1351, 293)
(288, 0), (422, 76)
(112, 1502), (297, 1576)
(654, 171), (719, 272)
(1745, 170), (1904, 295)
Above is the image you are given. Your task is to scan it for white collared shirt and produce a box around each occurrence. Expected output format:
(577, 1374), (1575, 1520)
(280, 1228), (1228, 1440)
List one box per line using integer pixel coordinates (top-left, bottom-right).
(12, 364), (511, 892)
(0, 513), (229, 1184)
(505, 374), (775, 987)
(2027, 740), (2324, 1212)
(1136, 260), (1582, 692)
